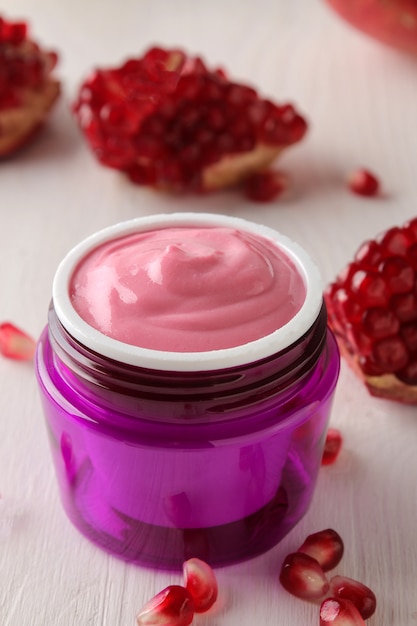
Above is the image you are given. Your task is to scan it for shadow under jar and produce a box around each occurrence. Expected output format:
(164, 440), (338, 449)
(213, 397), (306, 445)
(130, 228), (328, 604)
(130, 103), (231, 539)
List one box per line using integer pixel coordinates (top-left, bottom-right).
(35, 213), (340, 569)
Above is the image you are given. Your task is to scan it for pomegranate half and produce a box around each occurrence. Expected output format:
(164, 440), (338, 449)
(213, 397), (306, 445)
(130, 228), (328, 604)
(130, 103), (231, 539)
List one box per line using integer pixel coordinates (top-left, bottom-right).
(0, 16), (60, 156)
(72, 46), (307, 194)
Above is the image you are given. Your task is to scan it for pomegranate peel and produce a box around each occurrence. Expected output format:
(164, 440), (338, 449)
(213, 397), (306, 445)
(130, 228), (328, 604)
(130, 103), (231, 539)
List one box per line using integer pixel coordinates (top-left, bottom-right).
(325, 217), (417, 404)
(0, 17), (60, 156)
(73, 46), (307, 195)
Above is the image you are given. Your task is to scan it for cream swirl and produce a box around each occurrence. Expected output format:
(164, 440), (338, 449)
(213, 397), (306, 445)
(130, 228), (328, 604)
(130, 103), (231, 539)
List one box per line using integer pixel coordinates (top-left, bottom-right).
(69, 226), (306, 352)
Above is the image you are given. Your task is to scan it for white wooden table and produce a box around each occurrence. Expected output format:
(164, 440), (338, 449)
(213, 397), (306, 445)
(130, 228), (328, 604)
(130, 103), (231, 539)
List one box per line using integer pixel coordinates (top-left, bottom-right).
(1, 1), (417, 624)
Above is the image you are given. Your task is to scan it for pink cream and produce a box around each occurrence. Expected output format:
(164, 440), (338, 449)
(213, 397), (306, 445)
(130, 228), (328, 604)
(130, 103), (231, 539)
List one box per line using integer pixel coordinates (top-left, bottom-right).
(69, 226), (306, 352)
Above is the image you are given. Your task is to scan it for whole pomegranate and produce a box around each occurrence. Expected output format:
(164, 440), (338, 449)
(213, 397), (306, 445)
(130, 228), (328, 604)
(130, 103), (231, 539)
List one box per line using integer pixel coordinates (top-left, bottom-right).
(73, 46), (307, 195)
(324, 0), (417, 56)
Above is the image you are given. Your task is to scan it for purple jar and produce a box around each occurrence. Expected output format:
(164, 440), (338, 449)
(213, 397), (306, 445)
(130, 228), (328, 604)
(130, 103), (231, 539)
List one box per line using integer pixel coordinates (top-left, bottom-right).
(35, 213), (340, 569)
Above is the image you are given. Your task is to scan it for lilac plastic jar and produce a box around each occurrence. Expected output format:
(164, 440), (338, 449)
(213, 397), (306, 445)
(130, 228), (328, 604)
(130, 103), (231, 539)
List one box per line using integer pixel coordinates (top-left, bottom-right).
(35, 213), (340, 569)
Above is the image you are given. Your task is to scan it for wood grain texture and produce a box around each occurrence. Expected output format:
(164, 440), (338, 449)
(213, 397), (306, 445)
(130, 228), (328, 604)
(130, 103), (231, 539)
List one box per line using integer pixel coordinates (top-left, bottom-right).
(1, 1), (417, 624)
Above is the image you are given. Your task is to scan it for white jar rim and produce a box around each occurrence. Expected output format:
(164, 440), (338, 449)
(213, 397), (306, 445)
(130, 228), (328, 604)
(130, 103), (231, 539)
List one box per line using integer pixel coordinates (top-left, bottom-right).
(53, 213), (323, 372)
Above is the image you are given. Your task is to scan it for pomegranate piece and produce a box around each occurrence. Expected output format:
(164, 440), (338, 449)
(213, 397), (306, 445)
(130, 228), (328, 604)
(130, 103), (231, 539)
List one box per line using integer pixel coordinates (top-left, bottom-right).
(136, 585), (194, 626)
(0, 322), (36, 360)
(0, 16), (60, 156)
(348, 168), (380, 197)
(183, 557), (218, 613)
(329, 575), (377, 620)
(320, 597), (366, 625)
(73, 46), (307, 194)
(322, 429), (343, 466)
(325, 217), (417, 403)
(279, 552), (329, 601)
(243, 170), (287, 202)
(297, 528), (344, 572)
(324, 0), (417, 57)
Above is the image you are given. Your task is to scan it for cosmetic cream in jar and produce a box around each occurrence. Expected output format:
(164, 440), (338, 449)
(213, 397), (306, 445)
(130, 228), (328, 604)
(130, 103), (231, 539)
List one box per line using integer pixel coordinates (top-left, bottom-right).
(36, 213), (340, 569)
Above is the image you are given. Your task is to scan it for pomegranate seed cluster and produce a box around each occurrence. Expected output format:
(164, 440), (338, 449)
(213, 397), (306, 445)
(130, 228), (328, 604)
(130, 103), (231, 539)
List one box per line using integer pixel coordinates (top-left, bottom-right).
(0, 16), (58, 110)
(136, 557), (218, 626)
(72, 46), (307, 193)
(325, 217), (417, 400)
(279, 528), (376, 624)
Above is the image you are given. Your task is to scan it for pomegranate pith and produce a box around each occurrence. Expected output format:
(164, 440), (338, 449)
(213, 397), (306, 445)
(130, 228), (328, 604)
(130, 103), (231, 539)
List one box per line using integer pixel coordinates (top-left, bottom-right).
(73, 46), (307, 194)
(0, 16), (60, 156)
(325, 217), (417, 403)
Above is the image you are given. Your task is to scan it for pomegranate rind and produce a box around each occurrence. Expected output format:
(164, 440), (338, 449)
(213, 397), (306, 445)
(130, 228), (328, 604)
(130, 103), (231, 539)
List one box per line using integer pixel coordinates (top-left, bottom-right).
(0, 79), (60, 157)
(203, 144), (282, 190)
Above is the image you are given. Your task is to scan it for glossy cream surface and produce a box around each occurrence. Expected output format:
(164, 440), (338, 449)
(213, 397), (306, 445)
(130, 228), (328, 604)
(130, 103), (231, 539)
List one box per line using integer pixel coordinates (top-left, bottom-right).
(69, 226), (306, 352)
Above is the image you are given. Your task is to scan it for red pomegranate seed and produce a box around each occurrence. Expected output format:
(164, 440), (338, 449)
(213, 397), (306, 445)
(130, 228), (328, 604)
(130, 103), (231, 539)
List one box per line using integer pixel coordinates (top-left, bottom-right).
(321, 430), (343, 466)
(325, 218), (417, 402)
(320, 597), (366, 625)
(73, 46), (307, 195)
(243, 170), (287, 202)
(329, 575), (377, 620)
(279, 552), (329, 600)
(297, 528), (344, 571)
(348, 168), (380, 197)
(0, 322), (36, 361)
(136, 585), (194, 626)
(183, 557), (218, 613)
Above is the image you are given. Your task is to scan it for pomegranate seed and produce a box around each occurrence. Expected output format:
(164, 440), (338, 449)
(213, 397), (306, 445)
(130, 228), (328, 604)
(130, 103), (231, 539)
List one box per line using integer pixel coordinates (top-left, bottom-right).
(348, 168), (380, 197)
(325, 218), (417, 402)
(321, 430), (343, 466)
(320, 597), (366, 625)
(297, 528), (344, 571)
(0, 322), (36, 361)
(243, 170), (287, 202)
(183, 557), (218, 613)
(329, 575), (376, 620)
(279, 552), (329, 600)
(136, 585), (194, 626)
(73, 46), (307, 195)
